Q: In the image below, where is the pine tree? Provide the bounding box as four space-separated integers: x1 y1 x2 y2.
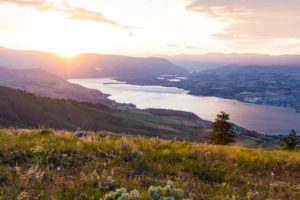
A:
284 129 299 150
206 111 236 145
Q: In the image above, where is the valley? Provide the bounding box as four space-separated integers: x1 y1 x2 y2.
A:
72 77 300 136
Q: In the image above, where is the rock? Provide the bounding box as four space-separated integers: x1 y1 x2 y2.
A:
73 131 86 137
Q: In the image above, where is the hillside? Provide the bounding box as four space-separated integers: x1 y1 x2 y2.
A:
0 129 299 199
0 67 122 107
0 47 188 79
0 86 210 141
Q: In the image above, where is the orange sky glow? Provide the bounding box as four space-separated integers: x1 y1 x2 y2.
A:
0 0 300 57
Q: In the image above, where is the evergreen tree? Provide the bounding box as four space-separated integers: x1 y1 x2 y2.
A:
206 111 236 145
284 129 299 150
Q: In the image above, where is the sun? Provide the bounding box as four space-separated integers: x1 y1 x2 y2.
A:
56 49 79 58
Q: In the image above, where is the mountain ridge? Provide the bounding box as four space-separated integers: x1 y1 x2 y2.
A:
0 47 188 79
0 66 125 107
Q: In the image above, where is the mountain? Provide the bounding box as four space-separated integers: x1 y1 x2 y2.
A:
167 53 300 72
0 47 189 79
0 67 122 107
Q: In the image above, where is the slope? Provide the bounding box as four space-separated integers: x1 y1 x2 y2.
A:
0 86 208 141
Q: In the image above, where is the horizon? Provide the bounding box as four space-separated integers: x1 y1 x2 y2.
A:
2 45 300 59
1 0 300 57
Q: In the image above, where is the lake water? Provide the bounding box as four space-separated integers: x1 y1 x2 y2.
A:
69 78 300 135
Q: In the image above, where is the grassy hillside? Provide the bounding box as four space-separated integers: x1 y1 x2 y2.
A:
0 129 299 199
0 86 209 141
0 67 118 107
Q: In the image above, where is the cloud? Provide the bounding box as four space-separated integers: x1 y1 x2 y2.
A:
166 44 179 47
0 0 139 29
186 45 202 50
0 0 45 7
166 44 203 51
185 0 300 51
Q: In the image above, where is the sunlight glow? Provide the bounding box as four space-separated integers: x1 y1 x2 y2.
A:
0 0 229 56
56 48 79 58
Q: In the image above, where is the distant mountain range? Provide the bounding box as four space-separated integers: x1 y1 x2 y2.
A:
0 46 188 79
167 53 300 72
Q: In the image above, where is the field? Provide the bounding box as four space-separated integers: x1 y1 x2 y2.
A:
0 129 299 200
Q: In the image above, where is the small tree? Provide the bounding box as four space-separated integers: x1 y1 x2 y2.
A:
206 111 235 145
284 129 299 150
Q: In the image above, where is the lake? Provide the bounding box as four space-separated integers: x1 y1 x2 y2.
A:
69 78 300 135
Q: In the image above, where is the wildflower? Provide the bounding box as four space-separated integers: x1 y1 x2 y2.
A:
17 192 30 200
233 187 238 193
129 189 140 200
111 168 114 176
167 180 174 187
31 145 45 154
271 172 275 177
107 150 114 158
62 153 68 157
15 164 21 175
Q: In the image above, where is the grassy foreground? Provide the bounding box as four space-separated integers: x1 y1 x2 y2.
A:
0 129 299 200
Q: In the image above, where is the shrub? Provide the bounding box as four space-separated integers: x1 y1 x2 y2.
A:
148 181 187 200
39 129 53 135
102 188 140 200
101 181 187 200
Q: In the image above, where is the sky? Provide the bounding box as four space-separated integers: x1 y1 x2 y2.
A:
0 0 299 57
